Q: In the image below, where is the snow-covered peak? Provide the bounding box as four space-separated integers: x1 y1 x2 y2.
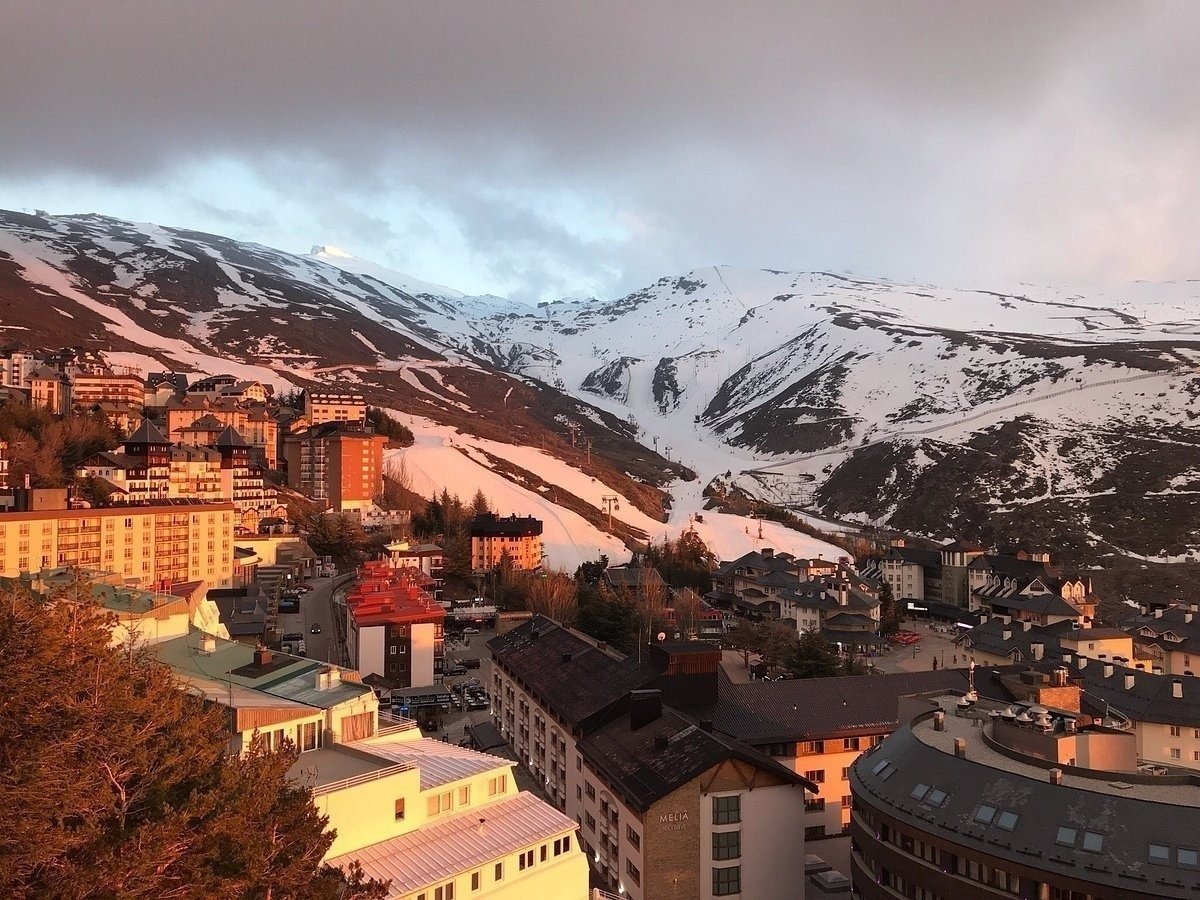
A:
306 246 466 301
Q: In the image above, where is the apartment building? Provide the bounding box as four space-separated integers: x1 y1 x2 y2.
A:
345 562 446 688
283 423 387 511
469 513 543 572
29 365 70 413
489 618 813 899
384 540 445 598
212 426 286 533
71 371 145 413
0 501 235 587
1 349 42 388
1122 603 1200 676
305 387 368 425
165 397 279 468
850 687 1200 900
156 628 588 900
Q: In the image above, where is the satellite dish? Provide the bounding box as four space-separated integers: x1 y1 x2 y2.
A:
657 632 667 642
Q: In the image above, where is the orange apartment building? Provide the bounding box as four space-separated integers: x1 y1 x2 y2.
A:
469 513 544 572
283 423 386 512
71 372 145 413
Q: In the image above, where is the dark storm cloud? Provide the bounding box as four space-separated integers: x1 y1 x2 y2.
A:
3 1 1199 298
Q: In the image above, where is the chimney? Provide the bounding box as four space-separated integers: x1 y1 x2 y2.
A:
653 735 670 751
1003 629 1012 642
629 689 663 730
933 710 946 732
1124 673 1136 690
1023 620 1032 632
1103 663 1114 678
1187 612 1194 625
953 738 966 759
1031 642 1044 661
762 548 774 559
1077 656 1088 669
254 645 271 667
1062 653 1073 667
1049 768 1063 785
561 652 572 664
1154 666 1164 675
1173 680 1184 699
316 666 341 691
1155 609 1164 619
1054 667 1068 687
199 634 217 655
838 584 848 606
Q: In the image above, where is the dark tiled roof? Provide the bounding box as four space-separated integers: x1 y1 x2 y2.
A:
487 616 656 728
695 667 1017 743
579 702 813 813
215 425 249 448
852 720 1200 898
975 586 1080 619
884 546 942 568
469 513 543 538
125 418 169 445
968 554 1052 578
1072 664 1200 728
955 617 1077 660
605 566 666 591
1122 606 1200 654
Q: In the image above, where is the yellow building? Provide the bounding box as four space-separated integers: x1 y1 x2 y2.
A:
0 502 236 588
469 513 544 572
156 629 590 900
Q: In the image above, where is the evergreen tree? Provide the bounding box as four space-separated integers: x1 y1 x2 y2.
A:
0 580 388 899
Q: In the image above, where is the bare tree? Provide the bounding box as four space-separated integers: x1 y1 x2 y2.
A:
523 570 578 623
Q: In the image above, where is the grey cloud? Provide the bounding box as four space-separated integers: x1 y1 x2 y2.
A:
3 1 1199 298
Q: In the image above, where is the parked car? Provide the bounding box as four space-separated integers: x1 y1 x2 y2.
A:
445 664 467 677
462 657 481 669
463 626 481 635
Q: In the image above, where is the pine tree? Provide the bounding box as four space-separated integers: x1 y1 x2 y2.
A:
0 581 388 899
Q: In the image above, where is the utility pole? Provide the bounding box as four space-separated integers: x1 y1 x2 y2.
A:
566 422 580 448
600 494 619 529
586 438 592 466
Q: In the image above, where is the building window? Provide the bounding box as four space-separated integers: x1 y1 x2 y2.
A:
1172 748 1182 760
800 740 822 754
554 836 572 856
470 871 480 892
843 737 860 751
625 859 641 885
713 795 740 825
1171 725 1182 737
805 798 826 812
518 850 534 871
394 798 405 821
494 863 503 882
390 646 397 655
1150 843 1171 864
540 844 547 862
458 786 471 805
1081 831 1105 853
427 791 452 816
713 830 741 860
805 769 826 784
585 780 596 800
488 775 507 796
626 825 640 850
713 865 741 896
585 812 596 831
805 825 826 840
433 884 454 900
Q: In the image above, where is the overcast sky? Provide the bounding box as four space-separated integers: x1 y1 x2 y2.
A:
2 1 1198 301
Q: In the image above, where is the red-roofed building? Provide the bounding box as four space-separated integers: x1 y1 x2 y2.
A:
345 561 446 688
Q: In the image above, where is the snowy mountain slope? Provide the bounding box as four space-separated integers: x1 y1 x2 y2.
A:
8 208 1200 564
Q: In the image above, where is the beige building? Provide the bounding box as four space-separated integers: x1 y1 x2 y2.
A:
305 387 368 425
29 365 70 413
155 629 589 900
469 513 543 572
166 398 279 468
490 619 813 899
0 502 235 588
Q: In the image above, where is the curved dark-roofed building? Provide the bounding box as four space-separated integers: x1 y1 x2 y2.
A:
850 690 1200 899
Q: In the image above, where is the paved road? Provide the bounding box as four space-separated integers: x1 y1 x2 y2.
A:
274 575 345 665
